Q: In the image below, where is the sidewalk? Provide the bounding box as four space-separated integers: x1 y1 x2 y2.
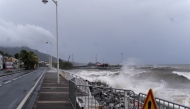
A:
34 70 73 109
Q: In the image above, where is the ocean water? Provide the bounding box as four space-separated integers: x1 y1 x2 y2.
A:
65 64 190 107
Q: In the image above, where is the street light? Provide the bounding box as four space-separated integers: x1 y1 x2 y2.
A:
46 40 52 70
19 51 20 72
47 51 51 68
42 0 60 83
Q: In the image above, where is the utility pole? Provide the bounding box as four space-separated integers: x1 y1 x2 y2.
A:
19 50 20 72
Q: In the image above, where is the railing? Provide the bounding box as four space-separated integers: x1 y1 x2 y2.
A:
76 85 137 109
69 80 77 108
63 71 92 96
63 71 190 109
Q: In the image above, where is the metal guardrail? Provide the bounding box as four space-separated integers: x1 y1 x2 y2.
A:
64 71 190 109
69 80 77 108
76 85 137 109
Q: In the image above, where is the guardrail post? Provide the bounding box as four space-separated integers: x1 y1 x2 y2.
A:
69 80 76 109
124 90 128 109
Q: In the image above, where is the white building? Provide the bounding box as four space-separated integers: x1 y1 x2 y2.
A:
0 54 3 70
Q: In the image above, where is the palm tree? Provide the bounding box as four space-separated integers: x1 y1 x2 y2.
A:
28 51 38 69
20 50 38 69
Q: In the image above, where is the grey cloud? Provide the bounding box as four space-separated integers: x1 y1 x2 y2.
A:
1 0 190 64
0 19 55 54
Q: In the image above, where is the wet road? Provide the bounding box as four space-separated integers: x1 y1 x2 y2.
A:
0 67 46 109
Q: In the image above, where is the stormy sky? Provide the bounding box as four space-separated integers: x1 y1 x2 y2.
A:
0 0 190 64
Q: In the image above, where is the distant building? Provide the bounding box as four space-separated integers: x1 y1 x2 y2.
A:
6 57 19 69
0 54 3 70
87 62 95 66
6 57 18 63
95 62 101 66
97 63 110 67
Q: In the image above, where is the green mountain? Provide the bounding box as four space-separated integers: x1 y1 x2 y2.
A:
0 46 56 62
0 46 84 66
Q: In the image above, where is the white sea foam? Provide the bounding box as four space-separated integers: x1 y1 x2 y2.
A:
71 63 190 107
76 70 119 77
172 71 190 80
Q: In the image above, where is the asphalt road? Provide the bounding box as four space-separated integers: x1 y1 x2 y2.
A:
0 70 31 85
0 67 46 109
0 69 21 77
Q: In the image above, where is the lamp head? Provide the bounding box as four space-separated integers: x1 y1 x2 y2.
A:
42 0 48 4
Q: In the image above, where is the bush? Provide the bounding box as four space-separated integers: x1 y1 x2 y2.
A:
52 59 73 69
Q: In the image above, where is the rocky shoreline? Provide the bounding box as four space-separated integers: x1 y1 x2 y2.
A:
87 81 136 109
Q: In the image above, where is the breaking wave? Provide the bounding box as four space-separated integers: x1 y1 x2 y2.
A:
67 64 190 106
172 71 190 80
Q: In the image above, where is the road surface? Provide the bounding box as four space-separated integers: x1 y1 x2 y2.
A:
0 67 46 109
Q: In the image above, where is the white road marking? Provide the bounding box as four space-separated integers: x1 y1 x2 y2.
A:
13 78 18 80
17 68 47 109
12 73 31 81
4 81 11 84
0 84 1 87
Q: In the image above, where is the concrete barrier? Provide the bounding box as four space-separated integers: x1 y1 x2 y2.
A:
61 70 65 78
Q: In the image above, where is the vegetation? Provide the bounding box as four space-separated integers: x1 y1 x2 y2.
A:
0 50 12 57
39 62 46 67
1 50 39 69
19 50 38 69
52 59 73 69
0 50 3 55
14 53 19 59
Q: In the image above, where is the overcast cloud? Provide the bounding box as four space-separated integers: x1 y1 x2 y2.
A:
0 0 190 64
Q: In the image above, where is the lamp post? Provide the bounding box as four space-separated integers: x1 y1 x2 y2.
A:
46 40 52 70
19 51 20 72
42 0 60 83
47 51 51 68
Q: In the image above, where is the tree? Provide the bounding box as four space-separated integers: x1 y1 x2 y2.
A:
20 50 38 69
0 50 4 55
4 53 12 57
14 53 19 59
28 51 38 69
52 59 73 69
59 59 73 69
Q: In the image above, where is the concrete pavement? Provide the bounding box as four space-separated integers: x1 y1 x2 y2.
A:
33 70 73 109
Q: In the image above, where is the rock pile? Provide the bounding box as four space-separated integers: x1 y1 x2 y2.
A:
87 81 134 109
